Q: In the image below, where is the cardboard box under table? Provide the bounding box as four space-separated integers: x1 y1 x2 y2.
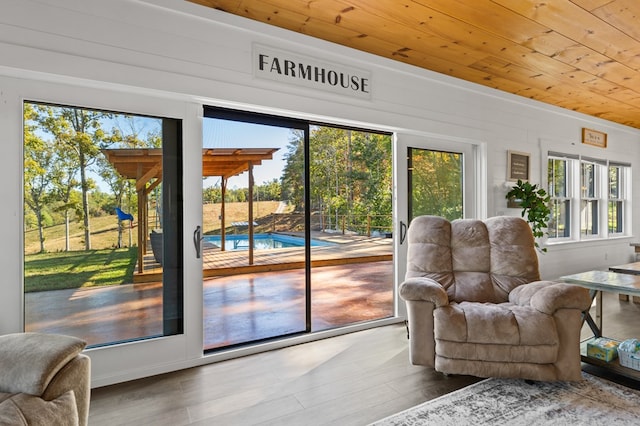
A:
587 337 620 362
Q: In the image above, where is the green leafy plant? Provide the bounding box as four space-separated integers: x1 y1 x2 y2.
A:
506 179 551 252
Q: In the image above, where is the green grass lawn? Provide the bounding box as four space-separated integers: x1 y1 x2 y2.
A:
24 247 137 292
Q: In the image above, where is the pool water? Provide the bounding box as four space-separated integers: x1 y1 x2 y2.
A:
203 233 334 251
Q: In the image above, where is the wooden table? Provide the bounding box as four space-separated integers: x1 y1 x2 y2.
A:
560 270 640 380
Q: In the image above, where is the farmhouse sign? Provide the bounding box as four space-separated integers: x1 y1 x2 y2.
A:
253 44 371 99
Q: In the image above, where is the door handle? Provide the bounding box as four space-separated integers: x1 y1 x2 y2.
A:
400 221 408 245
193 225 202 259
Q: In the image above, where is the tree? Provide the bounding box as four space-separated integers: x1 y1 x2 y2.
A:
24 103 57 253
280 126 392 234
308 127 392 233
49 142 81 251
33 104 114 250
410 150 463 221
281 130 305 211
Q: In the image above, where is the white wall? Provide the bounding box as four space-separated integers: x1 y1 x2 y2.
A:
1 0 639 375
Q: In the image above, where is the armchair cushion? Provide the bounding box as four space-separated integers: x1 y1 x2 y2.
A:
435 302 558 346
0 391 79 426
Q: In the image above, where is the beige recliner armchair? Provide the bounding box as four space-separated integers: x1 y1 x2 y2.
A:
0 333 90 425
399 216 591 381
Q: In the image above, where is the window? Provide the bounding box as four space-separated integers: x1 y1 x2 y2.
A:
23 101 184 347
608 163 629 235
580 160 600 237
548 156 571 238
547 152 631 243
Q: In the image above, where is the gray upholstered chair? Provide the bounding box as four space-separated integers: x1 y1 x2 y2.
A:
399 216 591 381
0 333 91 425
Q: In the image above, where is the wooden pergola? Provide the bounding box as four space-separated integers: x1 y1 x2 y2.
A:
101 147 279 274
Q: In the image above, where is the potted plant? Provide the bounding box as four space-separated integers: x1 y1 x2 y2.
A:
506 179 551 252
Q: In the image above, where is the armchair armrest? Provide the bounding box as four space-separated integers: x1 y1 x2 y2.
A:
399 277 449 307
0 333 86 396
509 280 592 315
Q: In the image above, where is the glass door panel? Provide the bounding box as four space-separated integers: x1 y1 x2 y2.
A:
201 109 396 350
202 111 308 350
23 101 183 347
395 135 477 318
408 148 464 222
308 126 394 331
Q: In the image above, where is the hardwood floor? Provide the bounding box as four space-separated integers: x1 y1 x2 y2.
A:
89 291 640 425
88 324 479 425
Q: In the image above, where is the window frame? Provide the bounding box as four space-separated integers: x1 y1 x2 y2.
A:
607 162 630 236
579 159 602 239
546 152 631 245
547 155 573 241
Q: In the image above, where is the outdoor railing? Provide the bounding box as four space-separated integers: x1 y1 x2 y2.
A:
255 213 392 238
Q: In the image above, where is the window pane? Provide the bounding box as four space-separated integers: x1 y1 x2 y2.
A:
201 116 307 350
581 162 596 198
548 157 570 239
24 101 183 347
310 126 394 332
609 166 620 199
581 200 599 236
548 158 567 198
549 199 570 238
608 201 623 234
408 149 463 221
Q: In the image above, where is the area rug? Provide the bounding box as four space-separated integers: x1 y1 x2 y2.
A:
370 372 640 425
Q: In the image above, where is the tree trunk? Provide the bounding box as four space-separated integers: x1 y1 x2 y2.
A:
65 210 70 251
37 211 45 253
79 152 91 250
117 220 123 248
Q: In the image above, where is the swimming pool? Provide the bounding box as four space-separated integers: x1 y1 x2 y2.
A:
203 233 335 251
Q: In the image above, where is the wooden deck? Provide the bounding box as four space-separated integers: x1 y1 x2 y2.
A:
26 257 394 349
134 233 393 282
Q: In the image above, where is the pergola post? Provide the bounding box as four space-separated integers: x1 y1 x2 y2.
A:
220 177 226 252
137 162 146 273
248 161 254 265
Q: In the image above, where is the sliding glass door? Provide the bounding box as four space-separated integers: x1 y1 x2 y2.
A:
201 110 308 350
201 107 395 351
395 134 478 308
23 101 183 347
308 126 394 331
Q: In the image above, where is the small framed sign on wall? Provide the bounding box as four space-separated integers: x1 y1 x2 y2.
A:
582 128 607 148
507 150 530 181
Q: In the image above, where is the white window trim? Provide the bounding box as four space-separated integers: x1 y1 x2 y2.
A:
607 164 631 237
545 152 632 246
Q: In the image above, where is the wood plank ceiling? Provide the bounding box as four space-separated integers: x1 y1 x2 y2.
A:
189 0 640 129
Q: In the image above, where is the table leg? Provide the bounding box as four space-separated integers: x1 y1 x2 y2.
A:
582 289 602 338
595 290 602 332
